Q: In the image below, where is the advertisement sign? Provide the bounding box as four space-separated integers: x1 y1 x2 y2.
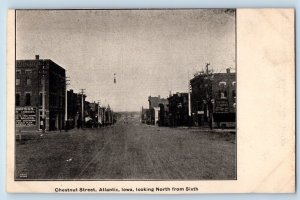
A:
214 99 229 113
16 107 37 127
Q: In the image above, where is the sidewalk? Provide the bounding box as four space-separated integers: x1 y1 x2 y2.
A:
15 128 78 142
142 123 236 134
15 126 116 141
180 126 236 133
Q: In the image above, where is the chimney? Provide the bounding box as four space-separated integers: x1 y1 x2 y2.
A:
35 55 39 60
226 68 230 74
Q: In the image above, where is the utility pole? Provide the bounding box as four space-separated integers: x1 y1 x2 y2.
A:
97 100 100 127
206 62 210 75
64 77 70 131
41 64 46 133
205 62 211 127
80 89 85 128
188 70 192 127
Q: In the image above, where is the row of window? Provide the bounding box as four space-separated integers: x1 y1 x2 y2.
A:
16 93 42 107
16 93 64 107
16 69 32 74
16 93 31 106
16 78 31 86
219 90 236 99
219 81 236 87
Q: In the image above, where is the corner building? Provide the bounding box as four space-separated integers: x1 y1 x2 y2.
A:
16 55 66 132
190 68 236 128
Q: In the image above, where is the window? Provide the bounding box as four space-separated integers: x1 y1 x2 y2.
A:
16 70 21 75
197 101 202 111
219 81 227 86
25 70 32 74
220 91 228 99
232 90 236 98
16 79 20 86
16 93 20 106
25 93 31 106
26 78 31 85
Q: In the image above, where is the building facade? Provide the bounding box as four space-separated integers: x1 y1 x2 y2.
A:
16 55 66 132
190 68 236 128
66 89 77 129
141 107 149 124
167 93 189 127
158 103 169 126
148 95 168 125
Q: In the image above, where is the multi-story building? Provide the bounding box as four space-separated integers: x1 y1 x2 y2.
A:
148 95 168 125
16 55 66 131
158 102 169 126
66 90 89 129
66 89 78 129
190 68 236 128
167 93 189 127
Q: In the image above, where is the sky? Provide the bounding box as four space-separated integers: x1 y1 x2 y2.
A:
16 9 235 112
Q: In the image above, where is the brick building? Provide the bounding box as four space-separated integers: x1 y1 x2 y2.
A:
66 89 79 129
167 93 189 127
16 55 66 131
158 103 169 126
190 68 236 128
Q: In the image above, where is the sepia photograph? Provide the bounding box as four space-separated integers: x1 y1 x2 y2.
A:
14 9 237 181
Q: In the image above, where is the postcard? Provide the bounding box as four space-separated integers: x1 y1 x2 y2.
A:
6 8 295 193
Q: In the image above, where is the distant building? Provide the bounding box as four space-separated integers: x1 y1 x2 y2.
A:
88 102 98 119
67 89 78 129
98 106 105 127
66 91 86 129
16 55 66 132
190 68 236 128
141 107 149 124
148 95 168 125
104 105 114 125
167 93 189 127
158 103 169 126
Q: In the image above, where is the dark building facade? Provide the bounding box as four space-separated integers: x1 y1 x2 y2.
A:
66 90 89 129
66 89 79 129
158 103 169 126
167 93 189 127
190 68 236 128
16 55 66 131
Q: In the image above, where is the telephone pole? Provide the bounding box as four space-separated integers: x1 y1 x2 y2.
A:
64 77 70 131
187 70 191 118
80 89 86 128
206 62 210 75
97 100 101 127
42 64 46 133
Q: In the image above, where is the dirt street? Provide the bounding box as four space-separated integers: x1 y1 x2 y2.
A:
15 116 236 180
